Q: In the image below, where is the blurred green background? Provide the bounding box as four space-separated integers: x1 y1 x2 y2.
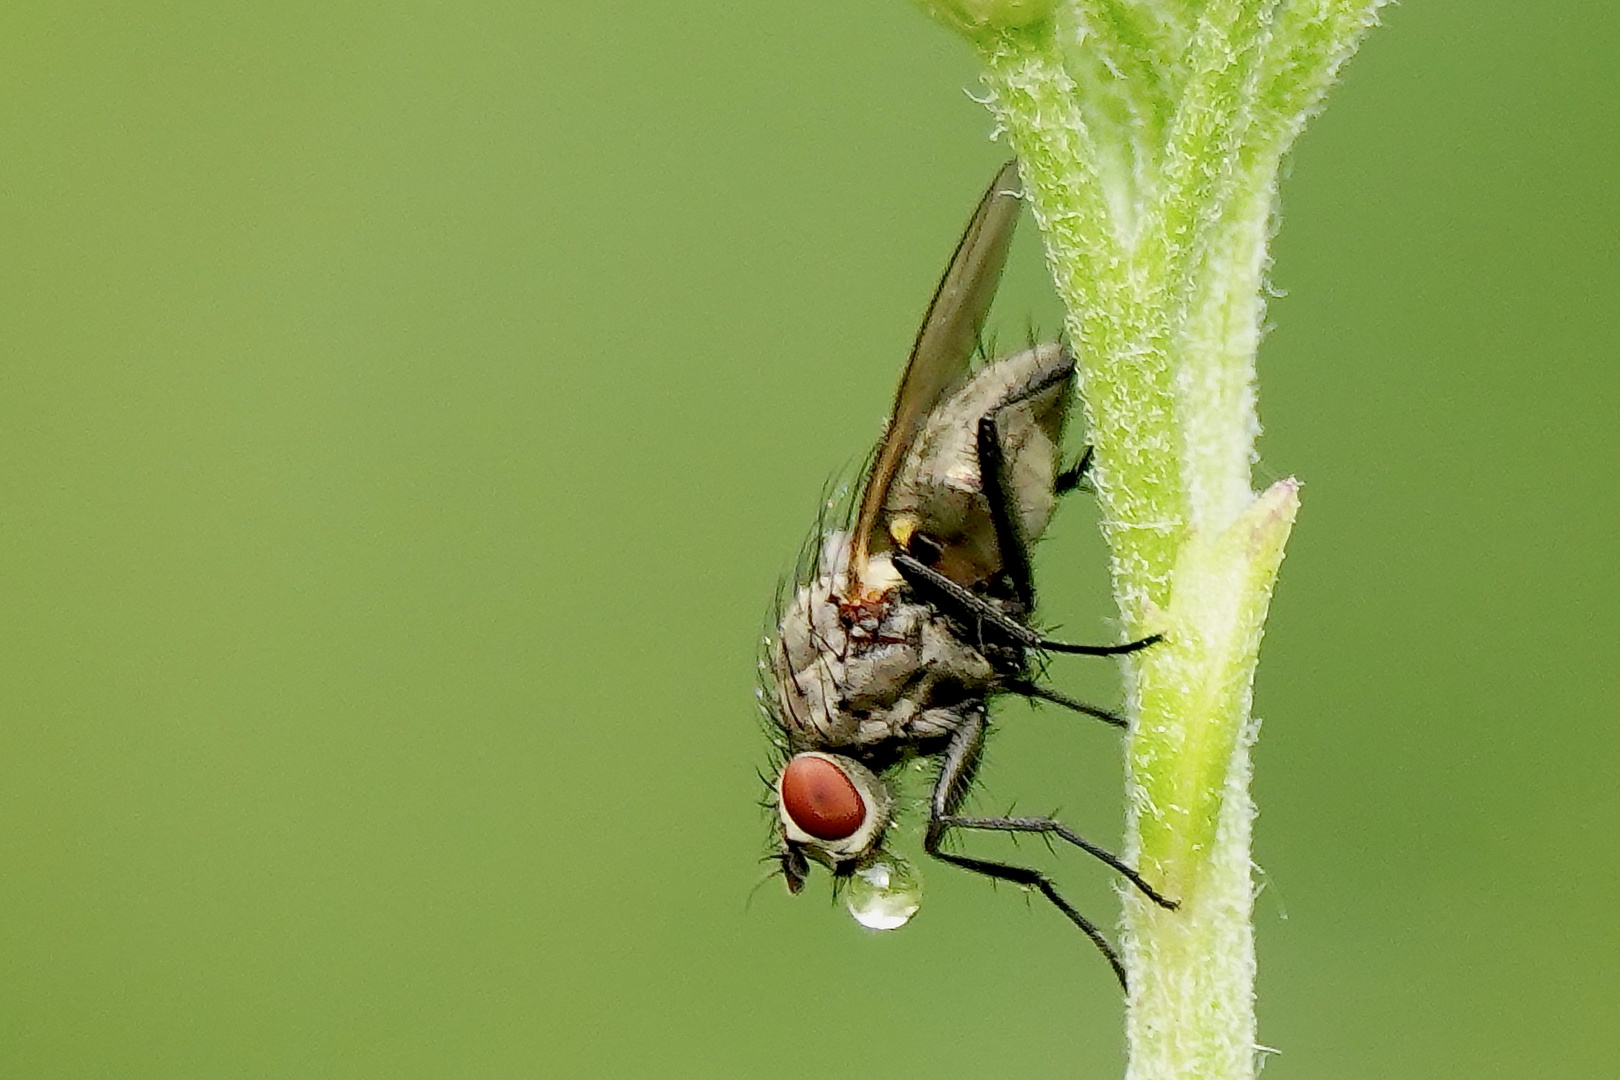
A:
2 1 1615 1076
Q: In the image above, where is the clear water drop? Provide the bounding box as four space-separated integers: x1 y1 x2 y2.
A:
845 851 922 930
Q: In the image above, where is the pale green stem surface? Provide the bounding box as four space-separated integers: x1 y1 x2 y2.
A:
912 2 1386 1077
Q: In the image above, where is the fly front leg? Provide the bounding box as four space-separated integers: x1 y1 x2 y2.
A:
938 813 1178 912
923 706 1138 989
926 693 1174 910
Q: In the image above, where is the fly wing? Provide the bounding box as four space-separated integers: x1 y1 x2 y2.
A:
847 159 1024 586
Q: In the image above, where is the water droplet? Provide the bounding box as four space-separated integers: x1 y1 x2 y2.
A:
845 851 922 930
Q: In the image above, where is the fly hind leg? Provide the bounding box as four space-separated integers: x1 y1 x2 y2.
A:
974 358 1076 613
1053 445 1093 496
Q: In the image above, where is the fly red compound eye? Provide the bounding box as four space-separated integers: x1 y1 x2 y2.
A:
780 755 866 840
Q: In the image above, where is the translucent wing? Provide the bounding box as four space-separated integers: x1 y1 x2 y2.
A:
847 159 1024 587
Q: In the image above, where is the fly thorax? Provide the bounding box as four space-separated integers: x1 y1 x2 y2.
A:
772 568 933 749
917 615 997 688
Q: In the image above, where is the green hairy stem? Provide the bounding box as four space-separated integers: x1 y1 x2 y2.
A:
913 2 1386 1076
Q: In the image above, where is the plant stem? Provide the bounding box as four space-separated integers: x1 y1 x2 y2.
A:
912 2 1386 1076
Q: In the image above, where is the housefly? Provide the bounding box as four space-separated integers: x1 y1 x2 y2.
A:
758 161 1176 987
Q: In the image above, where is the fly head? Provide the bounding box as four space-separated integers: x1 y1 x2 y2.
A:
772 751 895 890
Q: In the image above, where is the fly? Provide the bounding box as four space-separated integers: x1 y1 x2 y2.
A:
758 161 1177 988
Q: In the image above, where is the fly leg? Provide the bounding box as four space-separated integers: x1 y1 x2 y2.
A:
972 371 1155 651
976 409 1036 613
974 356 1078 612
923 706 1141 989
1053 445 1093 496
959 413 1148 723
940 813 1178 913
893 552 1162 656
1001 677 1127 729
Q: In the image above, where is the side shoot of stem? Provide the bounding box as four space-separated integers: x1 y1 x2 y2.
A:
906 3 1388 1076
